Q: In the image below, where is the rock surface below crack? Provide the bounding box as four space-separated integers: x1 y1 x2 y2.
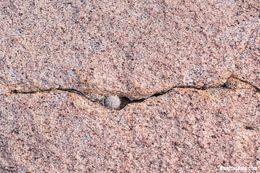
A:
0 88 259 172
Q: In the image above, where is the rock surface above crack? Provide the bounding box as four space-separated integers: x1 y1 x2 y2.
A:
0 88 259 172
0 0 259 99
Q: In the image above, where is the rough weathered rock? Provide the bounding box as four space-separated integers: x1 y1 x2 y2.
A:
0 0 259 172
0 87 259 172
0 0 259 99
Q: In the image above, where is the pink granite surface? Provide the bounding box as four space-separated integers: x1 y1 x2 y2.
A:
0 0 259 172
0 87 259 172
0 0 259 99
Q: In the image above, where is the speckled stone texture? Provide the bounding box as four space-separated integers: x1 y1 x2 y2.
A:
0 88 259 172
0 0 260 172
0 0 259 99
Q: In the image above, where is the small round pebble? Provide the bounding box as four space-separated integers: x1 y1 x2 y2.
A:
104 96 121 109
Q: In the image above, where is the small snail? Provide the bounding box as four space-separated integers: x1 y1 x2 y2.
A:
103 95 130 110
104 95 121 109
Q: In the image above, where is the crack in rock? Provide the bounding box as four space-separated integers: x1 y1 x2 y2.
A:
5 76 260 110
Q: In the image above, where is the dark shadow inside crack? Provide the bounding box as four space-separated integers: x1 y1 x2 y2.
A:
244 126 255 131
119 97 145 109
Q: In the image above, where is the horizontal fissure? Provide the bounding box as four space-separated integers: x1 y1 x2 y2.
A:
7 76 259 110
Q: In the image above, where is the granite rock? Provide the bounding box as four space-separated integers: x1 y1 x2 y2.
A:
0 87 259 172
0 0 260 172
0 0 259 99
